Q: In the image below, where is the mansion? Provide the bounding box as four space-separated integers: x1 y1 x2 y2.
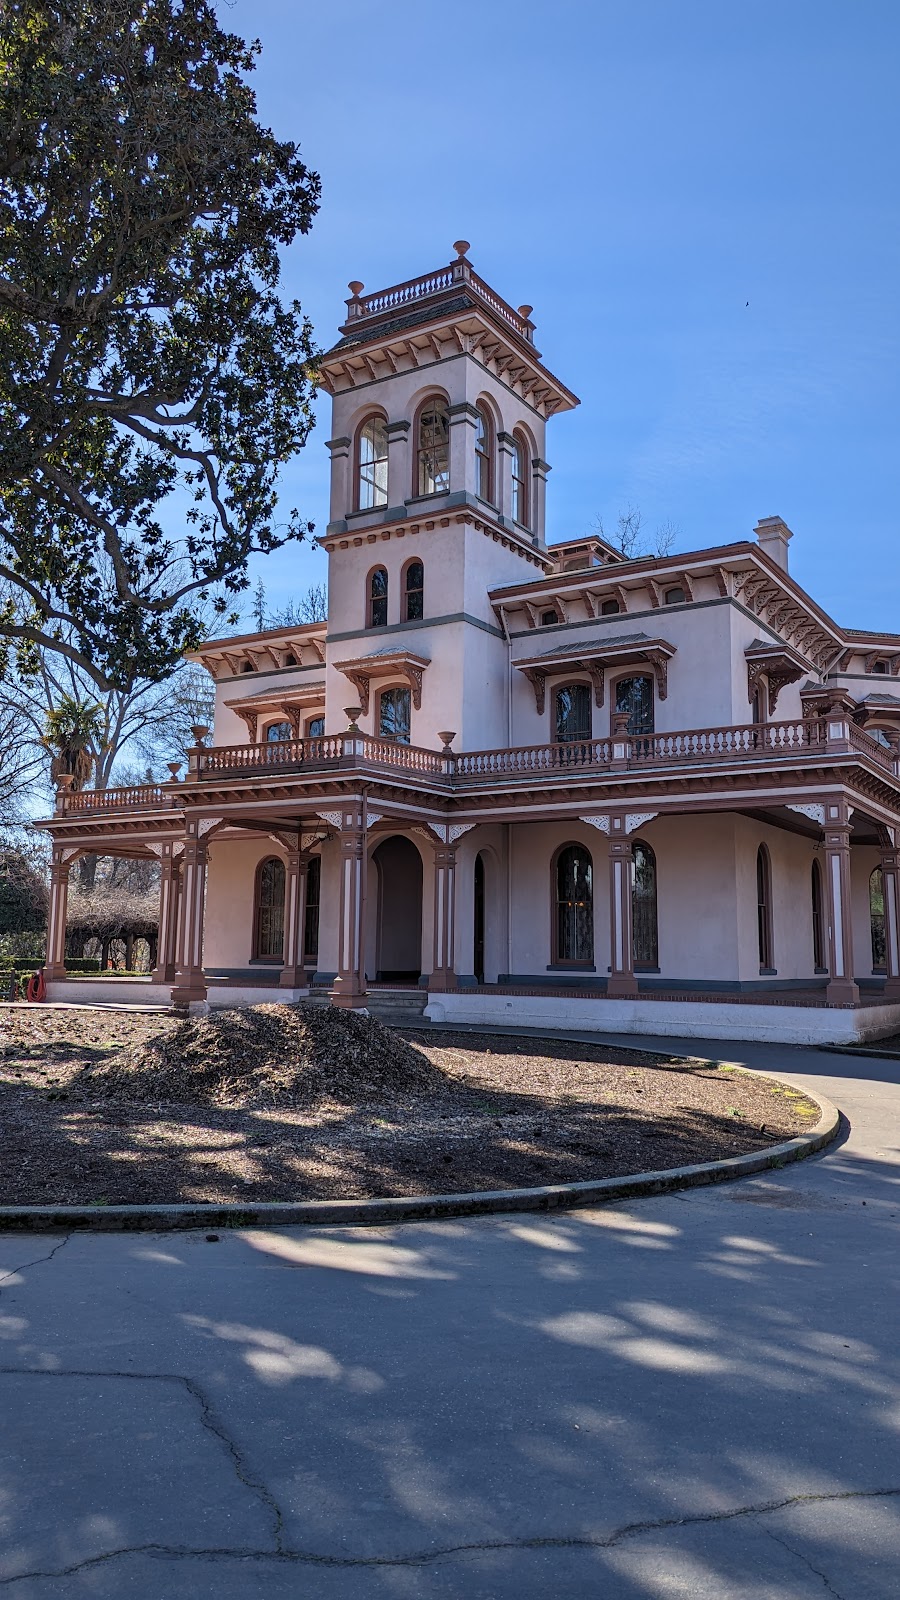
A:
41 244 900 1045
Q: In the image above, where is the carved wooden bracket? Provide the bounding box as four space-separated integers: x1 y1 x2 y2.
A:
234 707 258 742
643 649 669 701
522 667 547 715
747 656 803 716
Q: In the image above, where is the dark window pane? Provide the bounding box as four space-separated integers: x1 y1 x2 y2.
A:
369 567 388 627
600 598 620 615
555 684 591 743
555 845 593 963
757 847 772 969
306 716 325 739
475 408 492 500
870 867 886 970
404 561 424 621
632 841 658 967
615 675 654 735
664 586 685 605
255 858 285 960
811 861 825 970
379 687 411 743
266 721 293 742
304 856 321 963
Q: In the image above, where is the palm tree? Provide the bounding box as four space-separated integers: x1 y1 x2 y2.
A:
43 695 105 792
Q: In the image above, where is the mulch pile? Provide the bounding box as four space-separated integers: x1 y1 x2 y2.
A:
85 1002 446 1107
0 1006 823 1206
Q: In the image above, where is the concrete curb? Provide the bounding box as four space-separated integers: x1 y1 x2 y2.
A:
818 1042 900 1062
0 1073 840 1234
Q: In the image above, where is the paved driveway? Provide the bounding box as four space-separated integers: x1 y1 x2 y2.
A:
0 1037 898 1598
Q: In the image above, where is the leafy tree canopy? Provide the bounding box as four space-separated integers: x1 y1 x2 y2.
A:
0 0 320 692
0 847 47 934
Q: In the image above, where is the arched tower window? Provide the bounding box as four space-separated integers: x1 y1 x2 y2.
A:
870 866 886 971
554 683 591 743
254 857 285 962
757 845 773 971
511 433 529 527
632 840 658 968
403 560 424 622
417 400 450 496
368 566 388 628
475 406 493 501
811 859 826 971
358 416 388 510
554 844 594 964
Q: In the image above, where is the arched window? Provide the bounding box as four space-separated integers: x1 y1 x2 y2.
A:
265 721 293 743
664 586 685 606
379 686 411 744
403 560 424 622
304 856 321 965
811 859 826 971
615 675 654 735
368 566 388 628
540 608 558 626
600 598 621 615
510 433 529 527
757 845 773 971
417 400 450 495
870 866 886 971
358 415 388 510
306 715 325 739
632 840 658 968
254 857 285 962
475 406 493 501
555 683 591 743
554 844 594 964
240 660 255 674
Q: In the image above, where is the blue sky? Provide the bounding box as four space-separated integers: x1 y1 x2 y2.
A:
224 0 900 632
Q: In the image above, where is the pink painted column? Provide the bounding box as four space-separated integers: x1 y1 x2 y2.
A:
151 846 182 983
170 827 209 1007
823 798 859 1005
430 841 459 991
280 850 312 989
607 817 637 997
44 849 72 979
330 806 368 1009
879 842 900 1001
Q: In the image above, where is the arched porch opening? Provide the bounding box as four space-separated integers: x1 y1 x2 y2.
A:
372 835 423 982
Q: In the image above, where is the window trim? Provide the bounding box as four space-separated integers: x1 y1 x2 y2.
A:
367 563 389 629
402 557 425 623
474 403 494 504
355 411 389 512
305 713 326 739
550 840 595 968
553 681 592 744
510 430 530 529
610 671 655 736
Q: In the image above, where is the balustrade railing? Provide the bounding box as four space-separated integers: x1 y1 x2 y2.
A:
346 261 534 342
54 714 894 815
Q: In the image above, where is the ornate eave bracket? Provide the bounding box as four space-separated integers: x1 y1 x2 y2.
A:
747 654 805 716
334 652 430 716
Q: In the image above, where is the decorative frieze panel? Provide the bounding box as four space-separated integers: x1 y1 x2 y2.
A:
786 803 826 826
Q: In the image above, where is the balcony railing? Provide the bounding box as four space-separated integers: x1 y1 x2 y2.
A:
53 715 896 816
344 258 535 344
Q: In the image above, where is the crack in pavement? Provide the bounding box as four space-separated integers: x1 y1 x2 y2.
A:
764 1524 849 1600
0 1367 285 1554
1 1482 897 1584
0 1234 70 1288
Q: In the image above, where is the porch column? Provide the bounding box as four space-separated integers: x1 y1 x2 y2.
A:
429 840 459 991
280 850 312 989
330 806 368 1009
152 845 182 984
607 818 637 997
170 828 209 1007
879 841 900 1000
824 799 858 1005
45 849 72 979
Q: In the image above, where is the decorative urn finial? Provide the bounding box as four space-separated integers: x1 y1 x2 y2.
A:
452 240 470 258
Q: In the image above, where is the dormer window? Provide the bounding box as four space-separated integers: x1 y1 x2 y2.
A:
511 433 529 528
369 566 388 628
540 608 558 627
664 586 685 606
873 659 889 675
358 416 388 510
600 598 620 615
284 652 298 667
475 406 493 501
240 660 255 674
417 401 450 496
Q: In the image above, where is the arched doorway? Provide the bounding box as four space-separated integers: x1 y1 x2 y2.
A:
373 835 423 981
473 853 485 984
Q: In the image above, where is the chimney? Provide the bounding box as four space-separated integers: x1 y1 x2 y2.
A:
754 515 793 572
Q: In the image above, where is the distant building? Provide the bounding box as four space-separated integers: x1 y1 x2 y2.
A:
41 245 900 1045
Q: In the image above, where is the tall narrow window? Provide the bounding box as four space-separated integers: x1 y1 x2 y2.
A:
475 406 492 501
403 561 424 622
417 401 450 495
632 840 658 968
511 434 528 527
358 416 388 509
368 566 388 628
254 857 285 961
304 856 321 965
379 686 411 744
757 845 773 971
473 853 485 984
555 683 591 743
811 860 826 971
870 866 887 971
615 675 654 735
554 844 594 964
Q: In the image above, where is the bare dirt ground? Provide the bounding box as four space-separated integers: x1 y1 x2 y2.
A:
0 1005 821 1205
